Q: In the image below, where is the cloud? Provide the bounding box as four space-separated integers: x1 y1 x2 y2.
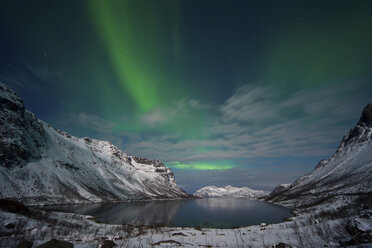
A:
74 112 115 133
219 86 277 123
59 80 371 192
212 82 368 157
139 98 209 127
58 81 371 191
122 81 370 165
187 99 209 110
1 62 63 92
140 108 167 127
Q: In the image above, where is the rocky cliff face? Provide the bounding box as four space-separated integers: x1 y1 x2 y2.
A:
0 84 46 168
0 83 188 204
266 104 372 208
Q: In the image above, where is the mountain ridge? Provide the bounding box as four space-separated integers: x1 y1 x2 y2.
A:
194 185 268 199
0 83 189 204
266 104 372 207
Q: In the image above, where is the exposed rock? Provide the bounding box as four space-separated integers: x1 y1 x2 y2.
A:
152 240 181 246
358 104 372 127
345 217 372 244
98 240 117 248
36 239 74 248
133 156 164 167
172 232 188 236
15 240 33 248
0 83 46 168
0 199 30 215
265 184 291 201
340 104 372 148
272 243 292 248
4 222 15 229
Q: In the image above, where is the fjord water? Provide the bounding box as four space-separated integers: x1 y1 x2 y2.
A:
47 198 292 228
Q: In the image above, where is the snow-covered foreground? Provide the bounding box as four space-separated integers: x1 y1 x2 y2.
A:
0 209 349 247
0 193 370 248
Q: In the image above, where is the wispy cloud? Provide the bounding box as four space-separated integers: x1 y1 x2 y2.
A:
65 81 370 183
122 81 370 164
139 99 209 127
56 81 371 191
1 62 63 92
140 108 168 127
74 112 115 133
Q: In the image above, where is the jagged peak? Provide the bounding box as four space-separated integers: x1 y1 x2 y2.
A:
358 104 372 127
0 82 24 112
0 82 16 95
266 104 372 204
336 104 372 151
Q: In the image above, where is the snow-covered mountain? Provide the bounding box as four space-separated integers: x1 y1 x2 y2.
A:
194 185 268 199
0 83 188 204
266 104 372 207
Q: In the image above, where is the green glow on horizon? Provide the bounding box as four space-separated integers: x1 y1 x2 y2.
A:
166 161 236 171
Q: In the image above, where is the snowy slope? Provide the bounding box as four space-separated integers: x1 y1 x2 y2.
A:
0 83 188 204
194 185 268 199
265 184 291 200
267 104 372 207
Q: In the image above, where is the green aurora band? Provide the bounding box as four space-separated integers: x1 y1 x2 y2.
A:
84 1 372 171
87 0 183 112
3 1 370 172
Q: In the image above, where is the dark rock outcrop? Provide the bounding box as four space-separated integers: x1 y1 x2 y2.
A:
36 239 73 248
98 240 117 248
4 222 15 229
345 217 372 244
15 240 33 248
0 199 30 215
358 104 372 127
340 104 372 147
265 184 291 201
273 243 292 248
0 83 46 168
133 156 164 167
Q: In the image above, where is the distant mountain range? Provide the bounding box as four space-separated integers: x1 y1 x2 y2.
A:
0 83 188 204
194 185 268 199
266 104 372 208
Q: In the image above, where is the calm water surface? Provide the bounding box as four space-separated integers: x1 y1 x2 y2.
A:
46 198 292 228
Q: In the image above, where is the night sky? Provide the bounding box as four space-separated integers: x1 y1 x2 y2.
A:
1 0 372 192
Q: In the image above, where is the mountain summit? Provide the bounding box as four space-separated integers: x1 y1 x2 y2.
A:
266 103 372 207
358 104 372 127
0 83 188 204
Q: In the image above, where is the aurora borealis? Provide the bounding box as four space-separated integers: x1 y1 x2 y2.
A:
1 0 372 192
